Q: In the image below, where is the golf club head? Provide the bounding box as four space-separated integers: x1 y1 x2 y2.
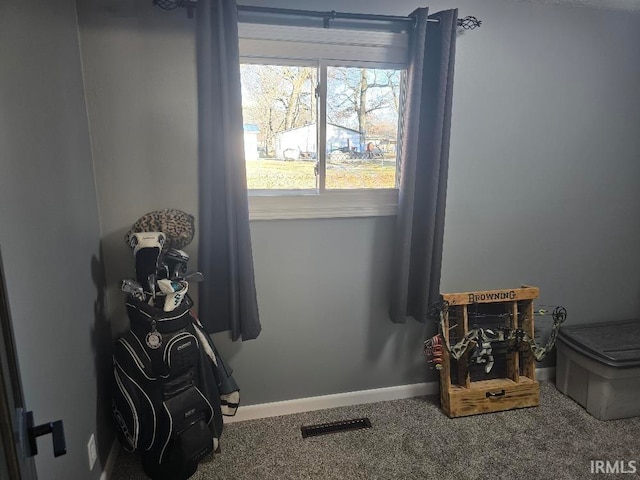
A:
183 271 205 283
121 279 145 300
164 248 189 279
157 262 170 280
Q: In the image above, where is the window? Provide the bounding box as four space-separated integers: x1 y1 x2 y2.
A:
238 23 409 219
241 63 318 191
325 66 401 190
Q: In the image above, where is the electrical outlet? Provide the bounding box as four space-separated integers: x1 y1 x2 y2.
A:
87 434 97 470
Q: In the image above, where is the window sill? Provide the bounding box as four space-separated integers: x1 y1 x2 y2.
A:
248 189 398 221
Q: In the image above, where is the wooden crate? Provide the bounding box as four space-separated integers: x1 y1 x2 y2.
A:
439 286 540 418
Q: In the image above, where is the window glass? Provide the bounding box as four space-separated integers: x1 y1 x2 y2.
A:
240 63 402 192
326 66 401 190
240 64 318 190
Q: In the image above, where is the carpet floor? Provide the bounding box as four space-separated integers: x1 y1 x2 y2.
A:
111 381 640 479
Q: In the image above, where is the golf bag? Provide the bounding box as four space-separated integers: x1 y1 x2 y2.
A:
112 226 239 480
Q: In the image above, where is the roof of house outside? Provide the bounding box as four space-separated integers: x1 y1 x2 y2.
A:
276 122 361 135
243 123 260 133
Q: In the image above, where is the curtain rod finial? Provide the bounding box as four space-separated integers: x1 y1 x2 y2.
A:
458 16 482 30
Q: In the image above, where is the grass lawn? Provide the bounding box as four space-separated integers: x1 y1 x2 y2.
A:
246 159 397 190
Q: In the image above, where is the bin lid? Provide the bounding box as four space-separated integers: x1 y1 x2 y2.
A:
558 319 640 368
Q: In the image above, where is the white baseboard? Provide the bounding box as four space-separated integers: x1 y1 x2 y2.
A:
100 439 121 480
224 381 439 423
225 366 557 424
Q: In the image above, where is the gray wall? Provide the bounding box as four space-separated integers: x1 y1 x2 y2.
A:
0 1 110 479
77 0 640 410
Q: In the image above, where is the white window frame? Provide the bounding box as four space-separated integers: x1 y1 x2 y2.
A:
239 23 408 221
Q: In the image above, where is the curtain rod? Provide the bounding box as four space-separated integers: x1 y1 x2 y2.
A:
153 1 482 29
236 5 436 27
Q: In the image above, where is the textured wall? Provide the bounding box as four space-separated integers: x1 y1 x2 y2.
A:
77 0 640 408
0 1 108 479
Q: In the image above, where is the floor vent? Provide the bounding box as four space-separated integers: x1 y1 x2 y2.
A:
301 418 372 438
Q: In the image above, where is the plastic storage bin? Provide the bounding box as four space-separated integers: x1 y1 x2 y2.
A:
556 319 640 420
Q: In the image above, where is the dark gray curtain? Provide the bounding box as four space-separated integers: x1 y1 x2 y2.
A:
196 0 261 341
389 8 458 323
